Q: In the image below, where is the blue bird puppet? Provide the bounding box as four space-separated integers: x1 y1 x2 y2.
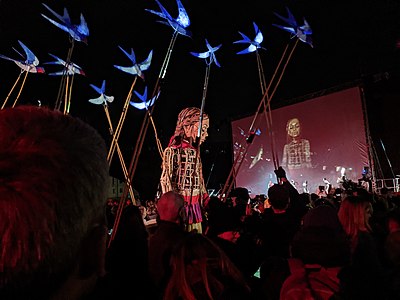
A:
0 40 45 73
88 80 114 105
190 39 222 67
129 86 159 110
145 0 191 37
114 47 153 79
233 22 266 54
45 53 85 76
272 6 313 47
41 3 89 44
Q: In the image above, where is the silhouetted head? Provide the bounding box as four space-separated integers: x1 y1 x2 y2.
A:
156 191 184 223
292 205 350 267
268 184 290 210
0 105 109 297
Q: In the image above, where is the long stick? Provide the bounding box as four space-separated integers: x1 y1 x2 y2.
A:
380 138 396 179
124 31 178 187
63 76 69 114
265 39 299 170
65 74 75 114
103 104 136 202
108 31 180 248
1 72 22 109
222 39 299 197
107 77 138 164
141 36 179 159
147 109 164 158
55 40 75 111
11 70 29 108
220 42 291 198
189 63 211 205
224 144 251 201
256 50 278 170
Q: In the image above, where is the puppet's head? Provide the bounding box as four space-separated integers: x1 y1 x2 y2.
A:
171 107 209 146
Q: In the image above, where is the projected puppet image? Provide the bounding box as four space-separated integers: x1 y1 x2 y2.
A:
231 87 369 196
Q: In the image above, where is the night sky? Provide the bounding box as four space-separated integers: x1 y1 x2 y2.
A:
1 0 400 199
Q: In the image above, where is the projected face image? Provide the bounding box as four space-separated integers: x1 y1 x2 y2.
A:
287 118 300 138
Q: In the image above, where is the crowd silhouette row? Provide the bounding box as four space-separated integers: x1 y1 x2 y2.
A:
1 105 400 300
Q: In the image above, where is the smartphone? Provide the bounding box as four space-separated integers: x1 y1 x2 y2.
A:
318 185 325 192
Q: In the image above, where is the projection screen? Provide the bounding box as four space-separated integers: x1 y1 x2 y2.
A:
231 86 370 196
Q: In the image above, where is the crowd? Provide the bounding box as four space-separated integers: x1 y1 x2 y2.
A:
1 105 400 299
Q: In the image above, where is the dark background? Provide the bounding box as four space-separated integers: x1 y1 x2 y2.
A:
1 0 399 199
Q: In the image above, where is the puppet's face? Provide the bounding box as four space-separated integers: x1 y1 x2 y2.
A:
198 118 209 144
287 118 300 138
185 117 209 144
